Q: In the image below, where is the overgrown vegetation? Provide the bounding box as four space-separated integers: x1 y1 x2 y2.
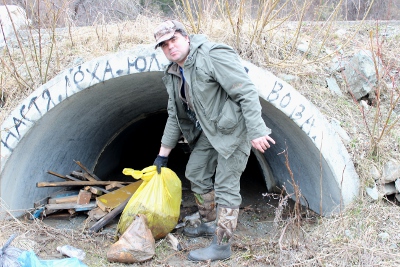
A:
1 0 400 266
358 25 400 159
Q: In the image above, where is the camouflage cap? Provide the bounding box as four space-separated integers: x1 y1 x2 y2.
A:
154 20 186 49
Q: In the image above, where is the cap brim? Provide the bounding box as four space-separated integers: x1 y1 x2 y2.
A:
154 31 176 49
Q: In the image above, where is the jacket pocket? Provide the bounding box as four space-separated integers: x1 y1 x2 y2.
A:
215 98 242 134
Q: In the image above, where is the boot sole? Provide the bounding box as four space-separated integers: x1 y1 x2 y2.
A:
187 255 231 262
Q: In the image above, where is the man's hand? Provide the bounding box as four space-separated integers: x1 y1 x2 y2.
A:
154 155 168 174
251 135 276 153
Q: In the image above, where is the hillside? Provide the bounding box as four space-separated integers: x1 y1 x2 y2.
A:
1 7 400 267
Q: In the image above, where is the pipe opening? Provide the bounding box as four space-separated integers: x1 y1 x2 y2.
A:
0 48 359 218
94 111 268 195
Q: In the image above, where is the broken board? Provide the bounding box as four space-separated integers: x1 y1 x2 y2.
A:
96 180 143 212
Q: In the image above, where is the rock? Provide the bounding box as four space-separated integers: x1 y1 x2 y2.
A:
297 40 309 53
378 232 390 241
365 182 395 199
360 100 369 111
370 165 380 181
396 179 400 192
343 50 383 100
366 185 379 201
382 183 397 196
326 77 343 96
382 159 400 183
396 193 400 202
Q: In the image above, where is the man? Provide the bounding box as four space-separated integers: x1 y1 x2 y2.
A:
153 20 275 261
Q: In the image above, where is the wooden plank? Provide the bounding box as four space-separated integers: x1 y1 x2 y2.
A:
89 198 129 233
35 190 79 208
48 195 79 204
50 190 80 198
45 202 97 211
68 209 77 215
96 181 142 212
105 182 124 191
36 181 131 187
75 205 96 212
73 160 101 181
77 190 92 205
89 186 109 195
88 207 108 221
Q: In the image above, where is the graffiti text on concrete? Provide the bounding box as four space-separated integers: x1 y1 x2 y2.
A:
1 53 165 155
267 81 318 142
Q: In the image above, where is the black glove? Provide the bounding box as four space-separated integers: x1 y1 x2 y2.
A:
153 155 168 174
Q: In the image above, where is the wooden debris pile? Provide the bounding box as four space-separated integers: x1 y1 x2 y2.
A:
33 160 142 232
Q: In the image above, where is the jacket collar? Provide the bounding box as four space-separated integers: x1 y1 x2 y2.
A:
185 34 208 67
165 34 209 74
166 62 180 77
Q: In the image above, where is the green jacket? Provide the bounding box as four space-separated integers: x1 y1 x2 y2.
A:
161 34 271 159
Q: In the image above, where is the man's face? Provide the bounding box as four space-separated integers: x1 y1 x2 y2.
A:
160 32 190 67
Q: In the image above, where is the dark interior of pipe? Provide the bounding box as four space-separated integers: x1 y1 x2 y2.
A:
94 111 267 196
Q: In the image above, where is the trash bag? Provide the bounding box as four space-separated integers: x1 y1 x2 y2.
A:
107 214 155 263
18 250 87 267
0 234 23 267
117 166 181 239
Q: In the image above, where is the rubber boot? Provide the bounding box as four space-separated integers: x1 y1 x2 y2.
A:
183 221 216 237
187 236 231 262
188 206 239 262
183 190 216 237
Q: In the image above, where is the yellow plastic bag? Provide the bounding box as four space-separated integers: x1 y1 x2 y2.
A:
117 166 182 240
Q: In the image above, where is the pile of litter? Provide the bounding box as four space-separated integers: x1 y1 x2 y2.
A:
33 160 142 233
31 162 187 264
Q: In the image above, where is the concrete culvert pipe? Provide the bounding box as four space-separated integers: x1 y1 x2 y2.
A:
0 45 359 218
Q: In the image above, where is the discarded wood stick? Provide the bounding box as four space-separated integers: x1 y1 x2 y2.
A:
73 160 101 181
47 171 80 181
89 197 130 233
71 171 85 179
48 195 79 204
71 171 97 182
65 175 81 181
45 202 97 211
37 181 132 188
85 186 110 195
92 186 110 194
47 170 66 179
105 181 125 191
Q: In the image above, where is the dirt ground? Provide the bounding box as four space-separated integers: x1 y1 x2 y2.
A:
25 152 295 266
0 149 308 266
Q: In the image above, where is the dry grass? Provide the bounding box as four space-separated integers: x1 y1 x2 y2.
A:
2 198 399 266
1 2 400 266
